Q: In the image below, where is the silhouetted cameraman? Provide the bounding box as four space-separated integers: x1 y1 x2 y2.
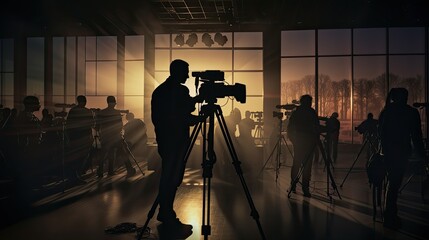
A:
379 88 425 229
151 59 201 236
356 112 378 160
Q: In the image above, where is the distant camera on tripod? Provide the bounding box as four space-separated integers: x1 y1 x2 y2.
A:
193 70 246 103
272 111 283 119
54 111 68 118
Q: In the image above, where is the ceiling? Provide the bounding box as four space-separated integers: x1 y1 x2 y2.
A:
1 0 428 37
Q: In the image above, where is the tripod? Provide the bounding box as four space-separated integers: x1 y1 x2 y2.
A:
287 136 342 200
137 103 266 240
259 116 293 182
121 137 145 176
340 132 378 188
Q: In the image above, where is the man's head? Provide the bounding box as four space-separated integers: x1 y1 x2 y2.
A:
126 112 135 121
331 112 339 119
23 96 41 112
76 95 87 107
367 113 373 119
107 96 117 108
390 87 408 104
245 110 251 118
299 94 312 108
170 59 189 84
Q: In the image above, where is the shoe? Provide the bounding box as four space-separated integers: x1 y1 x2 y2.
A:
163 218 193 231
303 189 312 198
157 222 193 239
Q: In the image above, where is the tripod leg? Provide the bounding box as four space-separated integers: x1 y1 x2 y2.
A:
317 139 342 199
122 139 145 176
340 138 368 187
257 138 280 177
215 106 266 240
136 196 159 240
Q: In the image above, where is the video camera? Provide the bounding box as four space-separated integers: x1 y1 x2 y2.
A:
192 70 246 103
251 111 263 119
413 102 429 108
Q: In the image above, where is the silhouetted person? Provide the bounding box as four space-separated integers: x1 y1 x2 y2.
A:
238 110 256 143
356 113 379 160
123 112 148 158
326 112 340 163
379 88 425 229
287 95 320 197
97 96 136 178
151 59 200 235
66 95 94 183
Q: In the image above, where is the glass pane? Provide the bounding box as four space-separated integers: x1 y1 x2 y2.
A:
53 37 64 95
66 37 76 96
353 28 386 54
85 96 108 110
97 61 117 95
1 96 14 108
97 36 117 60
27 37 44 96
234 50 263 70
86 62 96 95
3 73 14 98
353 56 387 143
173 49 233 71
125 35 144 60
389 55 425 104
124 96 144 119
155 34 171 48
2 39 14 72
86 37 96 61
389 27 425 54
155 49 170 71
236 96 263 113
318 57 351 115
281 30 315 56
281 58 315 104
234 72 263 96
154 72 169 87
234 32 263 47
77 37 86 95
125 61 144 95
318 29 351 55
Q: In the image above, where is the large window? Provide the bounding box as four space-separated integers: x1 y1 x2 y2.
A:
281 27 427 143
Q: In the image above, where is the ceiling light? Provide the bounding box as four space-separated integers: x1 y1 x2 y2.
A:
214 32 228 46
174 34 185 46
186 33 198 47
202 33 214 47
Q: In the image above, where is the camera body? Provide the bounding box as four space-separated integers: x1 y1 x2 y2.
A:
193 70 246 103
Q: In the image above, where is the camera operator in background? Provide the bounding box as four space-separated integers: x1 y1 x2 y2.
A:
238 110 256 144
123 112 148 159
326 112 340 163
356 112 378 160
97 96 136 178
379 88 425 229
287 94 320 198
66 95 94 184
151 59 202 236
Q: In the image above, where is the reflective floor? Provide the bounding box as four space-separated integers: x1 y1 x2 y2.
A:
1 143 428 240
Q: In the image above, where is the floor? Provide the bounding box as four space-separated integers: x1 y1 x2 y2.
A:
1 143 428 240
